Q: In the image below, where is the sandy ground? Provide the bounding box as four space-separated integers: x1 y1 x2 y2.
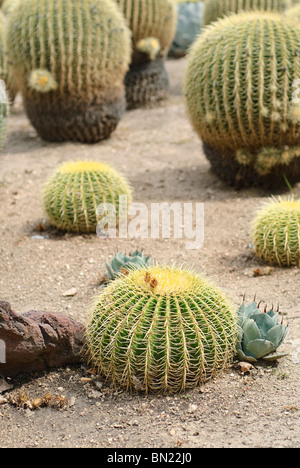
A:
0 58 299 449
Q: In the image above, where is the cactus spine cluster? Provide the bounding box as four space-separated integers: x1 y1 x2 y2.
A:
85 265 237 393
115 0 177 109
6 0 132 143
43 161 132 234
184 12 300 187
252 197 300 267
203 0 291 26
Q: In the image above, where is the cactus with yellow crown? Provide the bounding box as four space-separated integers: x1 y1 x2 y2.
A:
6 0 132 143
203 0 291 26
84 265 237 393
114 0 177 109
43 161 132 234
184 12 300 188
252 197 300 267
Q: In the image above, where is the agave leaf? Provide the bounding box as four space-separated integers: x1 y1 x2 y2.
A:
236 346 258 363
262 351 287 361
265 324 288 349
249 313 276 337
111 256 125 272
105 262 116 280
241 301 260 318
245 339 276 360
242 319 261 348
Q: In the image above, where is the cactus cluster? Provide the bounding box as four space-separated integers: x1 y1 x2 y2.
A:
169 1 204 58
43 161 132 234
236 300 288 362
115 0 177 109
6 0 132 143
203 0 290 26
252 197 300 267
85 265 238 393
184 12 300 187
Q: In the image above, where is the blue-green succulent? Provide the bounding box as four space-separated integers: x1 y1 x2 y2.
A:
105 251 152 280
236 300 288 362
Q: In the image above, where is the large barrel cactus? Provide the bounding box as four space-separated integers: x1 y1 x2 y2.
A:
115 0 177 109
169 1 204 58
252 196 300 267
184 12 300 188
203 0 291 25
85 265 237 393
43 160 132 234
6 0 132 143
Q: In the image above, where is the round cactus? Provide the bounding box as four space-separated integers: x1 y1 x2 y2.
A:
184 12 300 188
84 265 237 393
203 0 291 26
169 1 204 58
43 161 132 234
252 197 300 267
114 0 177 109
6 0 132 143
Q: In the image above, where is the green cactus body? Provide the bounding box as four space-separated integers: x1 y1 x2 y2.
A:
85 265 238 393
203 0 291 26
236 300 288 362
115 0 177 109
7 0 132 143
184 12 300 188
252 197 300 267
169 1 204 58
43 161 132 234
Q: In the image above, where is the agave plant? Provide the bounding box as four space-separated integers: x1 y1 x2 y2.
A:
236 300 288 362
105 251 152 280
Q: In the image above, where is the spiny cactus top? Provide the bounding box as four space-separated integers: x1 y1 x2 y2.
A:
184 12 300 155
43 161 132 234
85 265 237 393
203 0 291 26
252 196 300 267
115 0 177 62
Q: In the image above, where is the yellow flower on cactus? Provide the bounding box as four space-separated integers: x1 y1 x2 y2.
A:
28 69 58 93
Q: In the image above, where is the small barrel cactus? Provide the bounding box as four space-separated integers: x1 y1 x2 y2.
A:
169 1 204 58
85 265 238 393
6 0 131 143
106 251 152 280
203 0 291 26
115 0 177 109
184 12 300 188
236 300 288 362
43 161 132 234
252 197 300 267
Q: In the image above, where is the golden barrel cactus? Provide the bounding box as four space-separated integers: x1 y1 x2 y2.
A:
6 0 132 143
184 12 300 188
85 265 238 393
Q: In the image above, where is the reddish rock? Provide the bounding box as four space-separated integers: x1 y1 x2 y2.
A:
0 301 85 377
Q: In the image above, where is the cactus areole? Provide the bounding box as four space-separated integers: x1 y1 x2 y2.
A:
7 0 132 143
184 12 300 188
85 265 238 394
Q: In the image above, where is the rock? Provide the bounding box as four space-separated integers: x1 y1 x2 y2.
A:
62 288 77 297
0 301 85 377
